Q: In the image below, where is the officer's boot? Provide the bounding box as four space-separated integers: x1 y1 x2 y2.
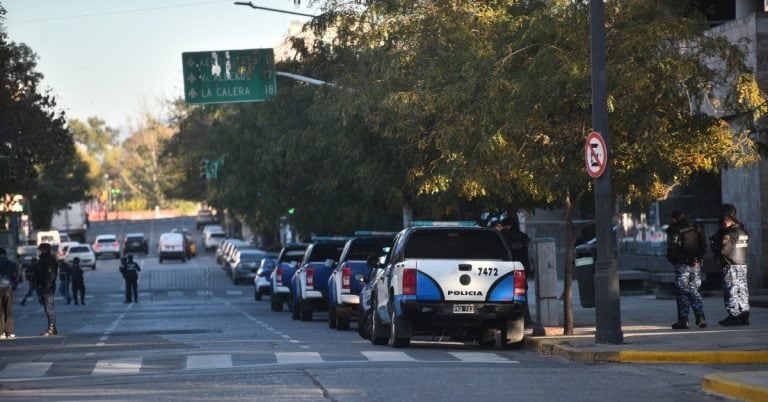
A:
695 312 707 328
739 311 750 326
41 321 57 336
671 318 689 330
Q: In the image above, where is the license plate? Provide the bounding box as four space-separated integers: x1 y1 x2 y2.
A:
453 304 475 314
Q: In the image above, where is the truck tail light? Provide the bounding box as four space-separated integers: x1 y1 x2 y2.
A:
403 268 417 295
113 242 119 249
276 267 283 286
341 264 351 293
514 270 526 298
306 267 315 289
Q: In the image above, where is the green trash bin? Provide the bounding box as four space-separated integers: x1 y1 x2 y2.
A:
575 255 595 308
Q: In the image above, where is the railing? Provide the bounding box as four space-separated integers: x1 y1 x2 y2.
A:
145 267 236 300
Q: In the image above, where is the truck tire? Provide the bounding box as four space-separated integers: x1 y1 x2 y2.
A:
255 290 262 301
478 328 497 348
328 307 337 329
271 295 283 312
300 304 313 321
357 309 370 339
292 301 301 320
389 306 411 348
370 308 389 346
501 318 525 349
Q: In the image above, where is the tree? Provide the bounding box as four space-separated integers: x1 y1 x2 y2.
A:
121 112 175 209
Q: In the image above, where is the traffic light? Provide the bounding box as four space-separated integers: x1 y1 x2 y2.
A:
110 181 121 195
287 208 295 215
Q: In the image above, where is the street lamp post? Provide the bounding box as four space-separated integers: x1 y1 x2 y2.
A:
590 0 623 344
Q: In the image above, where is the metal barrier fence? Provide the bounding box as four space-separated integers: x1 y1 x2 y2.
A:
144 267 235 300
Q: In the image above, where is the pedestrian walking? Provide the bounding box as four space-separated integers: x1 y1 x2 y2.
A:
58 260 72 304
495 214 533 325
665 210 707 329
20 257 40 306
70 257 85 305
0 248 19 339
35 243 59 336
710 204 751 326
119 255 141 303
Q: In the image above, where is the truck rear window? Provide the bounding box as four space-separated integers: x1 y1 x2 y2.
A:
404 230 510 260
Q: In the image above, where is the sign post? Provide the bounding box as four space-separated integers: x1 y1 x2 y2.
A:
182 48 276 105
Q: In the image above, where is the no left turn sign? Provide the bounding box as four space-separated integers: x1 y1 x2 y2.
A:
585 131 607 178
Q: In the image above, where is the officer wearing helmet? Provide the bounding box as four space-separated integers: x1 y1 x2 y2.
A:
710 204 750 326
119 254 141 303
34 243 59 336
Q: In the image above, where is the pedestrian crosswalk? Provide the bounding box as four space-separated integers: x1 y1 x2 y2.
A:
0 351 518 380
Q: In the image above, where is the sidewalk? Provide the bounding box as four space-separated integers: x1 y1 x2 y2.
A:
525 281 768 401
524 281 768 401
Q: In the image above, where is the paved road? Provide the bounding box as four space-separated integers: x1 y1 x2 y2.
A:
0 218 739 401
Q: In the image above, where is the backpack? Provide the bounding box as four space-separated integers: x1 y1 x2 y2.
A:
677 224 703 260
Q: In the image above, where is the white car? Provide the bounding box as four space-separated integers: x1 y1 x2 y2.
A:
56 241 79 261
63 243 97 270
92 234 121 259
158 232 186 263
204 230 226 251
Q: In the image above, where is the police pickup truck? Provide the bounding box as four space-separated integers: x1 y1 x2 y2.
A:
269 244 307 312
369 223 527 348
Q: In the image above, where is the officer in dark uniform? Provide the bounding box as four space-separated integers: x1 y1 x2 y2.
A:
496 214 533 325
34 243 59 336
665 210 707 329
70 257 86 305
120 255 141 303
711 204 751 326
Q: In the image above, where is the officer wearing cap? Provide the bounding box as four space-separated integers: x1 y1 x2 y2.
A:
34 243 59 336
710 204 751 326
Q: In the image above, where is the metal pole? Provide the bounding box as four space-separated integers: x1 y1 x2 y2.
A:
590 0 623 344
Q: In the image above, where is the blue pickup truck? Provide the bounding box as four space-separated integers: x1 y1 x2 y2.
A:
290 238 348 321
327 234 394 331
269 244 307 312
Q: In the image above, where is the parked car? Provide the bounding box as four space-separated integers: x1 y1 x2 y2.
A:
290 238 348 321
269 244 308 312
216 239 243 266
158 232 186 263
56 241 79 261
195 209 218 230
203 228 226 251
357 256 387 340
230 249 269 285
92 234 121 259
63 243 97 270
223 241 257 273
328 234 394 331
123 233 149 254
254 257 277 301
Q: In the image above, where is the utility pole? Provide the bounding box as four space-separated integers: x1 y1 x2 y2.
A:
590 0 623 344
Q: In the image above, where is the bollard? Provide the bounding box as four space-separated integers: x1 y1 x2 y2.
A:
532 238 561 335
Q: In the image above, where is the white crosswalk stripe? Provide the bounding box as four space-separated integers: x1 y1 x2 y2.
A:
0 362 52 378
186 354 232 370
0 350 519 380
276 352 324 364
361 351 417 362
92 358 143 375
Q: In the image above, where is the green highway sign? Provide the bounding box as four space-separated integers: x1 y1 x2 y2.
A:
182 48 276 104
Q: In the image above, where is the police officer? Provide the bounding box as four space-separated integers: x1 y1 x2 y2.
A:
70 257 86 305
711 204 751 326
119 255 141 303
496 214 533 325
35 243 59 336
0 248 19 339
665 210 707 329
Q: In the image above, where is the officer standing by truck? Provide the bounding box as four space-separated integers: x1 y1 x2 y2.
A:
120 255 141 303
35 243 59 336
711 204 751 326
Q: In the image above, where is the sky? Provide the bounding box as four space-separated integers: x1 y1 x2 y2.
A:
2 0 316 131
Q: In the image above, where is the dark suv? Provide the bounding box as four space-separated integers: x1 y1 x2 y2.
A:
123 233 149 254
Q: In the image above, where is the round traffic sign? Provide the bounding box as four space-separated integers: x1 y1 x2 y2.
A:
584 131 607 178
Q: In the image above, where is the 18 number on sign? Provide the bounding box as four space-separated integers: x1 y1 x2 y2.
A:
584 131 607 178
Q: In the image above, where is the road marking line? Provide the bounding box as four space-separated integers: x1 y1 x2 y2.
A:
0 362 52 378
361 351 416 362
226 291 242 295
186 354 232 370
92 358 142 375
448 352 515 363
276 352 323 364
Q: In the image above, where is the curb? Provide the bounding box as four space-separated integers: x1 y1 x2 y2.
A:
524 337 768 364
702 373 768 401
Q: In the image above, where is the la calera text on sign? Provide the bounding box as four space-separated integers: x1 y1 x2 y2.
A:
201 86 252 98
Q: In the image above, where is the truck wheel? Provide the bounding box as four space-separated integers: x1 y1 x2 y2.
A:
478 328 497 348
501 318 525 349
255 290 262 301
300 304 313 321
358 310 370 339
328 307 337 329
270 297 283 312
370 308 389 346
292 301 301 320
389 307 411 348
337 317 350 331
